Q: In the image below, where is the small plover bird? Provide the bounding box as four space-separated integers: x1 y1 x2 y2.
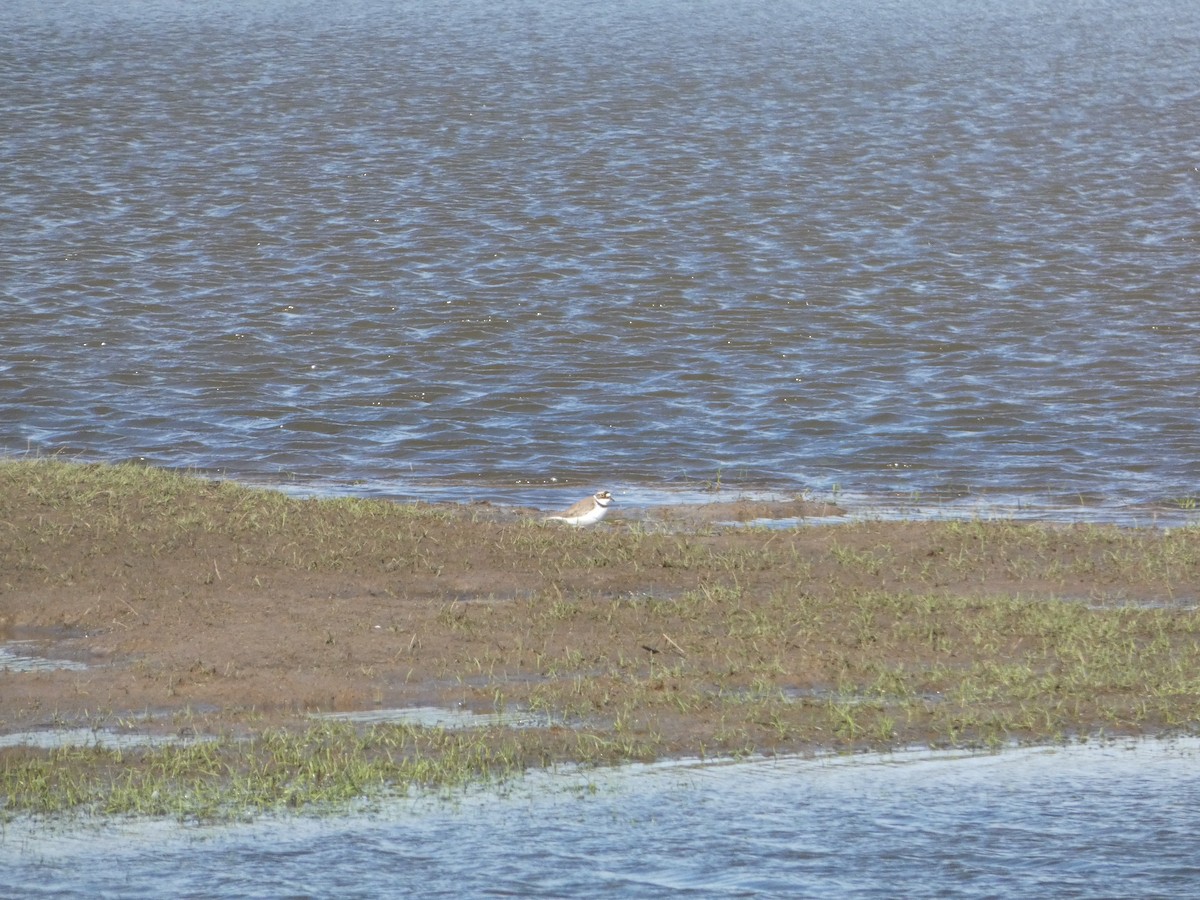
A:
544 490 614 526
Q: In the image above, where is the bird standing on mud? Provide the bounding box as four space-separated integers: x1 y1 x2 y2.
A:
543 490 614 526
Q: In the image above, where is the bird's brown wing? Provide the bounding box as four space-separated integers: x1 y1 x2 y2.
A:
556 497 594 518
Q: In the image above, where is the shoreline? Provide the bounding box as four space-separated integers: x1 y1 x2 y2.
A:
7 450 1198 532
3 459 1199 819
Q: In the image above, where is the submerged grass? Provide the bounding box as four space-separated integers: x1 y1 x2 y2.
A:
2 458 1199 819
0 721 657 821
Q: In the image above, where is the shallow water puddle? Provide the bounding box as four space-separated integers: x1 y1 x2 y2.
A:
314 705 553 730
0 726 215 751
0 640 89 674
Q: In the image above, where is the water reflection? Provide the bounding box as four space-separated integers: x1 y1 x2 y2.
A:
0 641 89 675
315 705 552 730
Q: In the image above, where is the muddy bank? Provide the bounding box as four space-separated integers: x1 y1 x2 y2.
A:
640 496 845 525
2 460 1199 778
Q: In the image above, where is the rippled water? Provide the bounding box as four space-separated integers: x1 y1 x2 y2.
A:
3 0 1198 516
5 739 1200 897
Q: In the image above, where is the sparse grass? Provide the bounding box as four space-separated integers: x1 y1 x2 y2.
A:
2 458 1200 820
